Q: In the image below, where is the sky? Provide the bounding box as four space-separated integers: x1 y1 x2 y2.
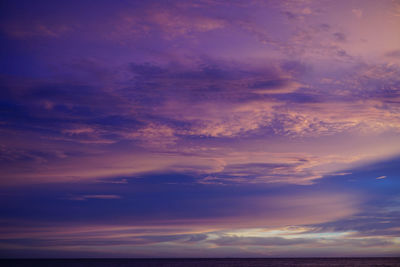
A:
0 0 400 258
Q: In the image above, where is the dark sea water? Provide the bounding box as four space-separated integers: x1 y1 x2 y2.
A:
1 258 400 267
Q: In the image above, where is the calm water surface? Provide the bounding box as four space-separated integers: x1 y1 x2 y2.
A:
2 258 400 267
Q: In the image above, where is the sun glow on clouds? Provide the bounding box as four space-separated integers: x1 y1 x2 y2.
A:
0 0 400 258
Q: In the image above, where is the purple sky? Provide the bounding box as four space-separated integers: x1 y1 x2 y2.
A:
0 0 400 258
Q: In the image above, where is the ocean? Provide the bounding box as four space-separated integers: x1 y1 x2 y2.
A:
1 258 400 267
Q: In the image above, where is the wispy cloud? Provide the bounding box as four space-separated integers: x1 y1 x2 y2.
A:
67 195 122 201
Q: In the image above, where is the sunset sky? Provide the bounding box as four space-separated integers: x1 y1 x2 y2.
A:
0 0 400 258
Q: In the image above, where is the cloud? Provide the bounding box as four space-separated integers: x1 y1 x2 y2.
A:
67 195 122 201
202 161 321 185
212 235 314 246
308 210 400 239
352 9 363 18
385 50 400 58
1 57 400 186
2 170 371 255
333 32 346 42
104 3 226 42
62 127 96 136
123 123 178 148
2 21 72 39
149 9 225 37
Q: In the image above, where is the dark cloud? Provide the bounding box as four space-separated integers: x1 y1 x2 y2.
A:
130 62 167 76
309 211 400 238
318 23 331 31
333 32 346 42
281 60 309 75
250 79 288 89
385 50 400 58
212 235 314 246
284 11 297 20
273 92 321 103
0 233 194 247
